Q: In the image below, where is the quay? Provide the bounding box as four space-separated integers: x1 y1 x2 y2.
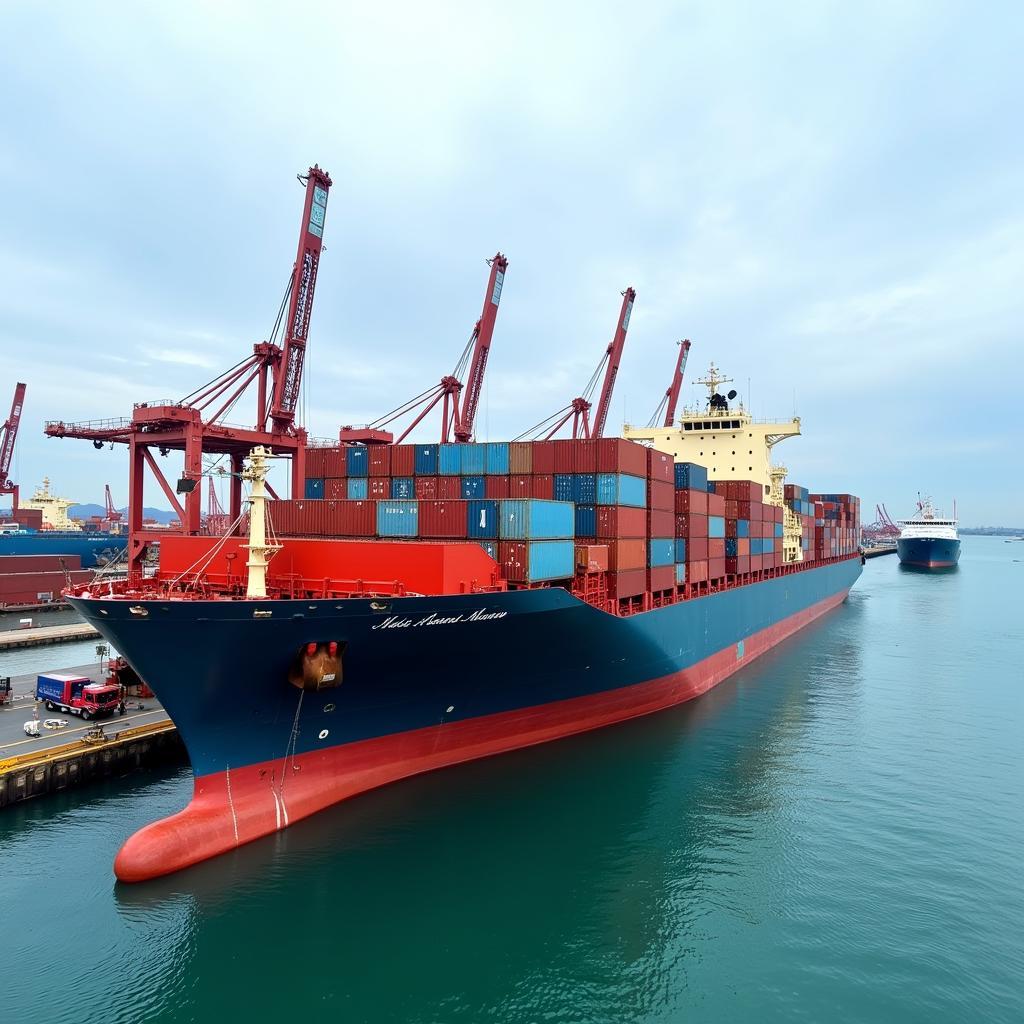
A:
0 662 183 808
863 544 897 559
0 622 100 650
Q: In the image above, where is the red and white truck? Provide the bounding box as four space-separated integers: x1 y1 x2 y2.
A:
35 673 125 720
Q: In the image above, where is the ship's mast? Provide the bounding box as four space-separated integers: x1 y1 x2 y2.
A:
242 447 281 599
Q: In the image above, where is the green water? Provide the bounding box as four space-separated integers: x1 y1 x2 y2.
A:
2 537 1021 1023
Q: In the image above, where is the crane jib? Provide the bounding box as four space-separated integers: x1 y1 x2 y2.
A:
622 299 633 331
491 270 504 306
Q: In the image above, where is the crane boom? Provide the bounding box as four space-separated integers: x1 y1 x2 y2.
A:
1 382 26 509
269 165 332 432
454 252 507 442
591 288 635 439
663 339 691 427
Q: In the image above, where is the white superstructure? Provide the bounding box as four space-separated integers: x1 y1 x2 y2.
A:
898 497 958 542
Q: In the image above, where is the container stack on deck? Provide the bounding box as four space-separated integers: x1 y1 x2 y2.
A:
277 437 859 612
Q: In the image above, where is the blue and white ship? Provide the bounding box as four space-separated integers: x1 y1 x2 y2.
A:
897 497 960 569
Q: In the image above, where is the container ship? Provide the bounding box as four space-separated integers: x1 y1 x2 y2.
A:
897 497 960 569
46 165 862 881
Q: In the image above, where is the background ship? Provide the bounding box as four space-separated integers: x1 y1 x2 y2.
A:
897 496 960 569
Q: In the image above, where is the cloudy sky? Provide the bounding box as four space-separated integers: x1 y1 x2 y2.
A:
2 1 1021 524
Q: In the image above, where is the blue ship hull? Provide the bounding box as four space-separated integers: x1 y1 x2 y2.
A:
69 554 862 881
897 537 960 569
0 532 127 567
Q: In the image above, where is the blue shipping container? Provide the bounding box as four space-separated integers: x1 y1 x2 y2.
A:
575 503 596 537
737 520 749 538
519 540 575 582
774 522 784 538
675 563 687 584
478 540 498 560
347 477 368 500
414 444 438 475
595 473 646 507
725 537 738 556
346 446 368 477
572 474 596 503
467 499 499 538
554 474 574 501
377 499 419 537
706 481 717 494
648 538 675 567
460 443 486 475
438 444 462 475
674 538 686 563
460 475 485 499
485 442 509 475
498 499 575 539
709 515 726 538
304 478 324 499
390 477 414 499
674 461 708 491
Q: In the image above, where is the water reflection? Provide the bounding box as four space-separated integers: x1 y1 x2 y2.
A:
112 602 866 1024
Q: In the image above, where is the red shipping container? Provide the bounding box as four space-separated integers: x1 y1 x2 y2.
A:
647 509 674 536
774 506 783 523
607 538 646 571
306 448 326 477
687 560 709 583
646 448 675 483
368 446 391 476
741 481 763 503
531 441 555 474
572 439 598 472
391 444 416 475
551 439 578 473
326 478 347 500
688 537 709 560
725 499 739 519
714 481 730 496
508 442 533 474
726 555 751 574
0 554 80 572
675 488 708 515
708 538 726 559
736 538 750 556
646 479 672 512
726 520 738 538
509 474 532 497
437 477 461 499
368 477 390 499
709 557 726 578
647 565 674 592
575 544 609 572
530 475 554 499
324 448 346 477
750 554 763 572
597 506 646 539
677 513 708 538
414 476 438 499
707 492 726 516
608 568 646 599
594 437 647 476
419 500 468 538
331 499 377 537
484 476 510 498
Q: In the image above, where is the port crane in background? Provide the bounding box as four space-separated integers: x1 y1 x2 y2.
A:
204 477 232 535
517 288 635 441
103 484 123 526
44 165 332 572
647 339 691 428
861 504 901 546
341 253 509 446
1 382 26 510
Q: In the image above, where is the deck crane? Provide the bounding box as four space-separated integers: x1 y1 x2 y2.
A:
1 382 26 510
517 288 635 441
646 339 691 427
343 253 508 446
44 166 331 572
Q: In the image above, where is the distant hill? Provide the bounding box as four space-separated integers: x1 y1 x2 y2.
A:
69 504 178 524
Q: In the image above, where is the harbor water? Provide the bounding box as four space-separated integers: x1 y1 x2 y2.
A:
1 537 1021 1023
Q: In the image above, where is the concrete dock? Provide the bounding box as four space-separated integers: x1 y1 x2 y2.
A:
0 662 183 807
863 544 898 558
0 622 100 650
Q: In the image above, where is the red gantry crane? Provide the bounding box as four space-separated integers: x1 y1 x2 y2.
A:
44 166 332 572
103 484 123 525
342 253 508 446
1 382 26 510
518 288 635 440
647 339 691 428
